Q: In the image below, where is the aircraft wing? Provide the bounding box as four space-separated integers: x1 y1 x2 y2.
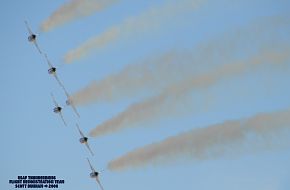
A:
59 112 67 126
62 89 80 118
50 93 58 107
55 76 70 97
96 178 104 190
76 124 85 138
53 74 66 90
85 142 94 156
87 158 96 173
44 54 53 68
33 41 42 54
24 20 33 35
63 89 70 100
70 102 80 118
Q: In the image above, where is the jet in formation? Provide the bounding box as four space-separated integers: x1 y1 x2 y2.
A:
25 22 103 189
25 22 80 119
51 93 67 126
44 54 80 119
87 158 104 190
44 53 67 87
77 124 94 156
25 20 42 54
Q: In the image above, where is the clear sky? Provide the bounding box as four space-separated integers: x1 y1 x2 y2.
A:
1 0 290 190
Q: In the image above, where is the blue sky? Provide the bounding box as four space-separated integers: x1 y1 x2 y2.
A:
1 0 290 190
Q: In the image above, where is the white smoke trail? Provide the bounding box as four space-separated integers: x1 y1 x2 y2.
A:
71 50 198 105
108 108 290 170
41 0 118 32
69 15 290 106
64 0 204 63
89 49 290 137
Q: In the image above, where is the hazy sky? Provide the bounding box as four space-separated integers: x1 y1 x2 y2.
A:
1 0 290 190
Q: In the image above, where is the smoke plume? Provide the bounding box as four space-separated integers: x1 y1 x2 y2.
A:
108 108 290 170
70 51 198 105
89 49 290 137
41 0 118 32
64 0 204 63
69 15 290 106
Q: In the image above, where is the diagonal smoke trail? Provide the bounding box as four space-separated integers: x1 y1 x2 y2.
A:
41 0 118 32
108 108 290 170
64 0 204 63
71 50 198 105
69 15 290 106
89 49 290 137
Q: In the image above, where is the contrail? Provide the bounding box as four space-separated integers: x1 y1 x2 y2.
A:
108 108 290 170
41 0 118 32
89 49 290 137
64 0 204 63
69 15 290 106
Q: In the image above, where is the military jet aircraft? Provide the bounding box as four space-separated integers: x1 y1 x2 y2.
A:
51 93 67 126
25 20 42 54
44 54 66 88
87 158 104 190
76 124 94 156
44 54 57 74
43 55 79 118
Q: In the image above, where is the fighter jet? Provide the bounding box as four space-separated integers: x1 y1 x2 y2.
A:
77 124 94 156
51 93 67 126
44 54 66 88
43 55 79 118
25 20 42 54
87 158 104 190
